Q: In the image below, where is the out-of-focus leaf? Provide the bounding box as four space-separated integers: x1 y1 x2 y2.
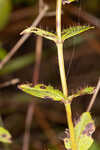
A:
18 84 66 101
0 53 34 75
89 142 100 150
0 0 12 30
61 26 94 42
64 112 95 150
0 48 7 60
0 127 12 143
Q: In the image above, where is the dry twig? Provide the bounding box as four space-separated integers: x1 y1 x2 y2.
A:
87 78 100 112
0 78 19 88
23 1 46 150
0 4 48 70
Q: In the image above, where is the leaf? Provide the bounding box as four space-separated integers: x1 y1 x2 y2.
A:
18 84 66 101
64 112 95 150
18 84 95 103
0 0 12 30
77 135 93 150
0 127 12 143
89 142 100 150
21 27 57 42
68 87 95 101
75 112 95 150
0 53 35 75
61 26 94 41
75 112 95 141
0 48 7 60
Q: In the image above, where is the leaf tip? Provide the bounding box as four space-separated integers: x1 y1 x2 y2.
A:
17 84 25 90
0 127 12 144
20 27 31 35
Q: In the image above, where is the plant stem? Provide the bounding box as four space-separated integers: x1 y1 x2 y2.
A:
56 0 62 40
57 43 68 96
56 0 77 150
65 103 77 150
56 0 68 96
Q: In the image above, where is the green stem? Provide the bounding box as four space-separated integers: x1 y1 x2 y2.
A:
56 0 77 150
57 43 68 96
56 0 62 40
57 42 77 150
65 103 77 150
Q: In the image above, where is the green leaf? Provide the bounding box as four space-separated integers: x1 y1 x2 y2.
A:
75 112 95 142
89 142 100 150
0 0 12 30
21 27 57 42
0 48 7 60
75 112 95 150
77 135 93 150
0 127 12 143
64 112 95 150
61 26 94 41
18 84 66 101
68 87 95 101
0 53 35 75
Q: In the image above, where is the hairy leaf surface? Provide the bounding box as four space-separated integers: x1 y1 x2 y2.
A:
64 112 95 150
18 84 66 101
62 26 94 41
68 87 95 101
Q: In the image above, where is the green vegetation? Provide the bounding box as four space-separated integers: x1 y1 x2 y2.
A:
18 0 96 150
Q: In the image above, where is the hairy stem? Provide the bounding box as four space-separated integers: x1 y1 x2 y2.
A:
56 0 77 150
57 43 68 96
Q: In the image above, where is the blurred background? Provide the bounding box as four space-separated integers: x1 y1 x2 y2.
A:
0 0 100 150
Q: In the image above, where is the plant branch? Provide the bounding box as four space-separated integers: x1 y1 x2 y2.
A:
22 3 47 150
0 78 19 88
87 78 100 112
0 4 48 69
56 1 76 150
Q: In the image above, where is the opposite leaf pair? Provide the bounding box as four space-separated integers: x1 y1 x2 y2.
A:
21 26 94 43
18 84 95 150
18 84 95 103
